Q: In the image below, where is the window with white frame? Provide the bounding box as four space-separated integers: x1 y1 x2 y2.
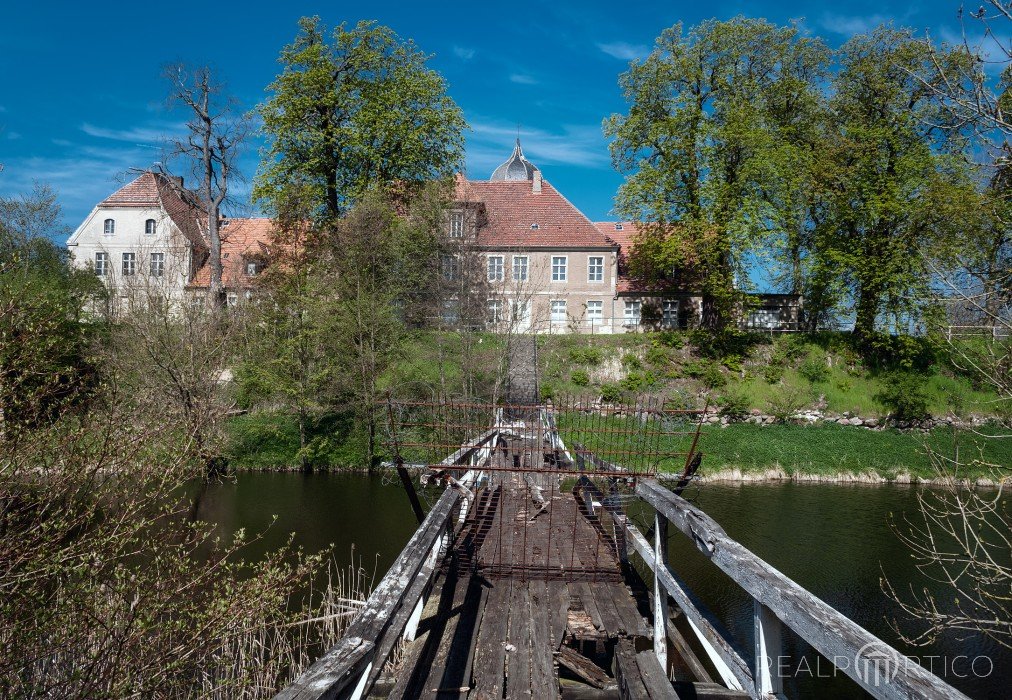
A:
512 300 530 324
150 252 164 277
449 211 464 237
588 256 604 282
586 300 603 325
487 298 502 324
103 218 115 236
441 254 459 281
487 255 504 282
442 300 460 325
624 300 641 326
227 292 238 307
95 252 108 277
662 300 679 328
145 218 156 235
551 256 567 282
246 261 258 276
122 252 136 276
512 255 528 281
551 300 567 323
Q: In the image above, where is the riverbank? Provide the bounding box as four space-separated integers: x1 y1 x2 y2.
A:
226 414 1009 483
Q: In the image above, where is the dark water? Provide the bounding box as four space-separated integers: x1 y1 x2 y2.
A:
195 475 1008 699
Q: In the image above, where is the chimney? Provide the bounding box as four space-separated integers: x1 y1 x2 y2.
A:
532 170 542 194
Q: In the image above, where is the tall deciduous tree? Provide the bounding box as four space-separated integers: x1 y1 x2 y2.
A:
255 17 466 222
605 18 829 330
164 64 250 309
816 27 973 345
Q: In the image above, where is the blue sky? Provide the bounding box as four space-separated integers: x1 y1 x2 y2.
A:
0 0 986 235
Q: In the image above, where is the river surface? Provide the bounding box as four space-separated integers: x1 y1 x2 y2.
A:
195 474 1007 699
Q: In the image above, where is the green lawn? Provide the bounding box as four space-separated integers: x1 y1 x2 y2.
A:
693 423 1009 480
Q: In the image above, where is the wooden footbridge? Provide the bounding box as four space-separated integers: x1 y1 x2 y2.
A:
277 397 969 700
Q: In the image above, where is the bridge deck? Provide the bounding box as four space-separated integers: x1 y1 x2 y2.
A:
380 439 666 699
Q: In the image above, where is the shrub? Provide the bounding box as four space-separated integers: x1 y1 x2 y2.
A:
621 353 642 370
722 354 744 374
600 383 623 403
798 352 830 383
718 388 752 421
654 331 685 349
645 345 670 367
568 346 603 366
620 371 658 392
540 383 556 401
684 359 727 389
765 385 809 422
875 373 931 420
762 363 785 384
571 369 590 387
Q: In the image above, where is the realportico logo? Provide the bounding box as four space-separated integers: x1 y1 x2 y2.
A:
855 641 903 687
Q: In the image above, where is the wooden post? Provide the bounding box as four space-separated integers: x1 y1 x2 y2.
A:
396 459 426 525
754 599 784 698
653 511 669 674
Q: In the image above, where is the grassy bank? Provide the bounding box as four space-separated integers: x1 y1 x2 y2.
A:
694 423 1010 480
228 410 1009 482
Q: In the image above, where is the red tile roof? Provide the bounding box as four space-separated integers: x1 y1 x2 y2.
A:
101 172 207 252
594 221 695 294
188 218 276 290
188 216 275 287
456 177 616 249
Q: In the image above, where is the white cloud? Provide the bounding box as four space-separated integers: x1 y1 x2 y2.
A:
453 45 475 60
465 118 610 175
596 41 649 61
80 121 183 143
818 13 892 37
6 132 21 140
509 73 538 85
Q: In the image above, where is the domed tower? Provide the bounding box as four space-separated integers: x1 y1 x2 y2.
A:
490 139 540 181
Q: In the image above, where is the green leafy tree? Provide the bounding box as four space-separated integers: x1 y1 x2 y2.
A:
605 18 830 330
815 27 974 346
255 17 467 222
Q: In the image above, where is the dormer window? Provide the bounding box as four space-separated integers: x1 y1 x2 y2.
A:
530 223 540 230
614 223 624 231
103 219 115 236
449 211 464 237
145 219 156 235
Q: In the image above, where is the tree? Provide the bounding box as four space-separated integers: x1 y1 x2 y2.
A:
164 64 250 309
255 17 466 222
815 27 974 345
605 18 831 330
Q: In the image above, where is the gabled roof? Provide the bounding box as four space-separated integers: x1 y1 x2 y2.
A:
456 178 615 249
188 218 275 290
99 172 207 252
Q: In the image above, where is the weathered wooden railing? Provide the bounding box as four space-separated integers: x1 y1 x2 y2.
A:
627 478 971 700
276 430 499 700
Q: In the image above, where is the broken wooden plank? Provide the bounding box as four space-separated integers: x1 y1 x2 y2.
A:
529 581 559 699
549 582 570 649
505 583 534 700
666 615 713 685
571 583 604 633
557 647 611 689
634 649 678 699
470 579 512 699
672 682 750 699
612 639 648 700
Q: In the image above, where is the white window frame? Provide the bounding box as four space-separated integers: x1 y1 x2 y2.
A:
246 261 258 276
662 300 679 328
441 299 460 325
227 292 238 307
145 218 156 235
487 255 504 282
512 299 530 324
512 255 528 282
441 254 458 282
624 300 641 326
94 252 108 277
150 252 164 277
449 211 464 238
122 252 136 276
551 299 567 323
487 298 502 324
588 256 604 282
103 218 115 236
551 256 567 282
586 300 603 324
